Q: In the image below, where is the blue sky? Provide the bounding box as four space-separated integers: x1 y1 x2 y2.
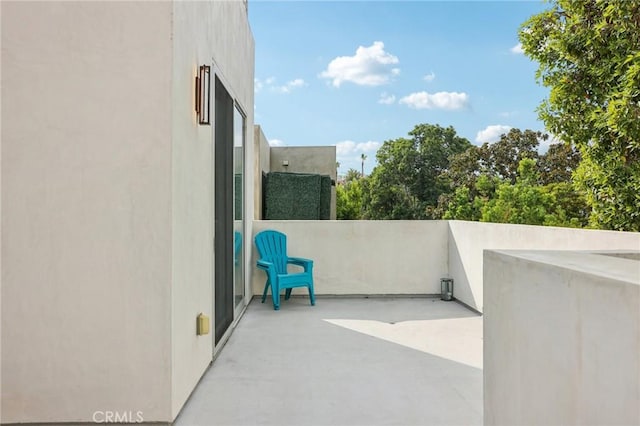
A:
250 1 551 175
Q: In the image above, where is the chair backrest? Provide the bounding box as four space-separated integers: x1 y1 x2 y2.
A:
255 230 288 274
234 231 242 263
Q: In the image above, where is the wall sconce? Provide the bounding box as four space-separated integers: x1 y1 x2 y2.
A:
440 278 454 301
195 65 211 125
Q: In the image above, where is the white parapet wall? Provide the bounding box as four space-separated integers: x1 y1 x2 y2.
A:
251 221 449 296
169 0 255 420
250 220 639 309
484 250 640 426
448 221 640 312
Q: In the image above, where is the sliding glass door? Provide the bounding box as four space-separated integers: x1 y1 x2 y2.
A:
214 74 246 345
214 76 234 344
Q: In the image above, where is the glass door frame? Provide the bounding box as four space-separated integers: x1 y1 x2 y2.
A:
233 102 247 319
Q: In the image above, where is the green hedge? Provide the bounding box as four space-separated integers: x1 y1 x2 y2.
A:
320 175 331 220
264 172 331 220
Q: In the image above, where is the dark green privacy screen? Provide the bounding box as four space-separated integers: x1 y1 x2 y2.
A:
319 175 331 220
264 172 331 220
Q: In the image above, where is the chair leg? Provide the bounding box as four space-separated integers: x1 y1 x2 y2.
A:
308 280 316 306
261 279 270 303
285 288 292 300
271 283 280 310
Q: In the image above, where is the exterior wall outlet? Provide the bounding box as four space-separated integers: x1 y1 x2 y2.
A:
196 313 210 336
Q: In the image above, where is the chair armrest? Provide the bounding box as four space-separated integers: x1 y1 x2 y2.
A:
287 257 313 268
257 259 274 270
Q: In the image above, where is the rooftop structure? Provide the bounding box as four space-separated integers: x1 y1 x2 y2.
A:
1 1 639 425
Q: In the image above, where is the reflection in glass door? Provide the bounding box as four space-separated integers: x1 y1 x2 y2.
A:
233 105 245 308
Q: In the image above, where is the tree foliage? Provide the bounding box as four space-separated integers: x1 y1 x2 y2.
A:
481 159 553 225
344 168 362 183
442 175 498 222
439 128 588 227
538 142 581 184
336 171 364 220
479 158 585 227
481 128 542 184
445 158 590 228
340 121 591 228
520 0 640 230
363 124 471 219
442 128 543 201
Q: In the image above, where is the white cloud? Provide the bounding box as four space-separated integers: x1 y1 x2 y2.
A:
475 125 512 143
510 43 524 54
320 41 400 87
335 140 381 158
538 134 561 153
273 78 307 93
423 72 436 82
269 139 286 147
336 141 382 163
289 78 305 88
254 78 264 93
335 140 381 173
399 91 469 110
256 77 306 94
378 93 396 105
336 141 356 157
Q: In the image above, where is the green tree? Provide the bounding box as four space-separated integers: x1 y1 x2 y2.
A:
480 158 589 227
344 168 362 183
437 128 544 218
337 177 364 220
442 174 499 221
482 128 542 184
538 142 581 185
481 159 554 225
542 182 590 228
363 124 471 219
444 128 542 189
520 0 640 230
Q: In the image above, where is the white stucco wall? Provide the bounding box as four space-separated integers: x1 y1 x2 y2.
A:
2 1 254 423
251 221 449 296
448 221 640 312
170 0 254 419
253 125 270 220
484 250 640 426
1 2 173 423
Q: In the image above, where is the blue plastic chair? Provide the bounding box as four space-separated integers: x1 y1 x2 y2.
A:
254 230 316 310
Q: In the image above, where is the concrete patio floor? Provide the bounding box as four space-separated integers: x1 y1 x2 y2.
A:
175 297 483 426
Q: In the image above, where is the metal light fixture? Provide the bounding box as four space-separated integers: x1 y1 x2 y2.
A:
195 65 211 125
440 278 454 301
